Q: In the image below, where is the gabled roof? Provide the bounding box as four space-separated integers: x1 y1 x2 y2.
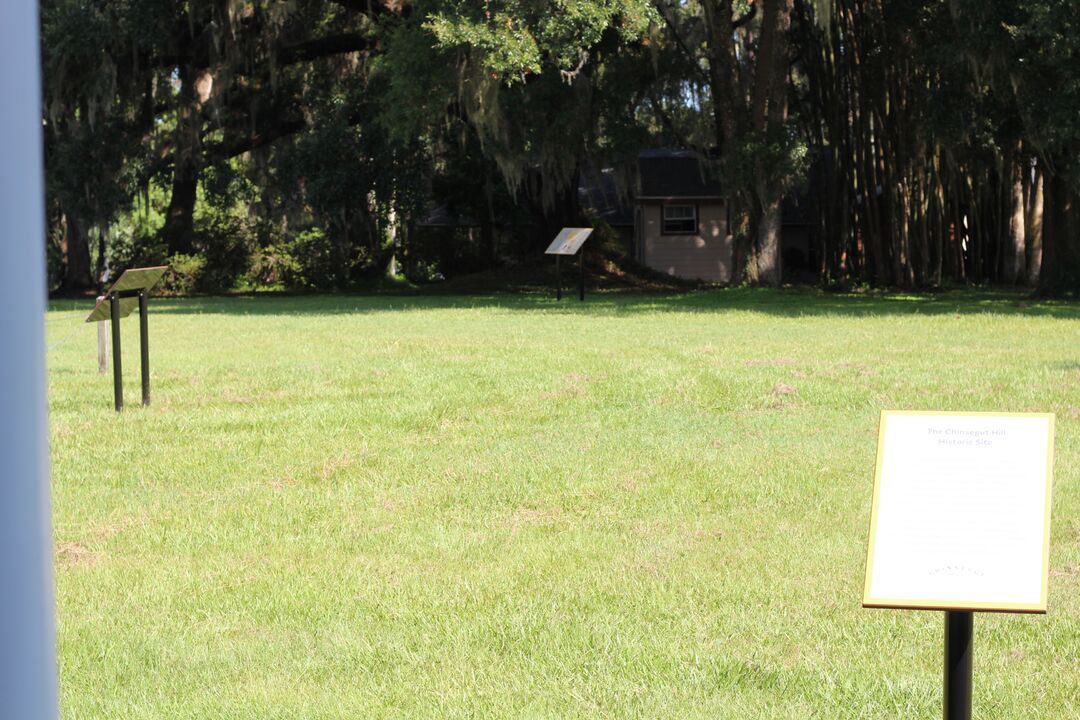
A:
579 167 634 227
637 149 723 200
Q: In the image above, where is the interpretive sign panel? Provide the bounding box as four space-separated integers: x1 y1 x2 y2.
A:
85 266 168 322
864 411 1055 613
544 227 592 256
83 265 168 410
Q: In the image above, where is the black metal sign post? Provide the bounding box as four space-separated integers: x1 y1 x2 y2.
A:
544 228 593 302
86 265 168 412
556 254 562 301
944 611 973 720
110 293 123 411
105 288 153 412
579 249 585 301
139 290 150 405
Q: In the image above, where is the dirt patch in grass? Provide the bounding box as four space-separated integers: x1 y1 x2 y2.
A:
539 372 593 401
690 528 725 542
767 382 800 411
838 361 879 377
268 475 298 491
745 357 799 367
88 512 148 542
221 387 291 405
56 541 102 567
318 450 357 480
772 382 797 396
1050 564 1079 578
504 507 562 530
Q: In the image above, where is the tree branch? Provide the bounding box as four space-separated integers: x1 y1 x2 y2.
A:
204 118 308 163
277 34 374 65
327 0 410 19
734 4 758 28
651 0 711 84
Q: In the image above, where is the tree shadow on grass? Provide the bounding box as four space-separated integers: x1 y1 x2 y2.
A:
47 286 1080 320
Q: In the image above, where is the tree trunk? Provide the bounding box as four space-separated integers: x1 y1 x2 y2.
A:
483 165 497 266
162 68 201 256
755 196 783 285
700 0 748 283
1025 162 1044 285
1005 147 1026 284
749 0 792 287
700 1 740 158
384 200 399 279
61 212 93 292
1038 170 1080 296
163 166 198 256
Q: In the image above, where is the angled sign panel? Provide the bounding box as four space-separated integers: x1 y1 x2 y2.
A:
544 227 593 256
864 411 1055 613
85 266 169 322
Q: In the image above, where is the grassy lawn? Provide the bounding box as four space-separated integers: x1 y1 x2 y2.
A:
46 288 1079 719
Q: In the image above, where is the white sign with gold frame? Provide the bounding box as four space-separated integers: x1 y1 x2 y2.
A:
864 411 1055 613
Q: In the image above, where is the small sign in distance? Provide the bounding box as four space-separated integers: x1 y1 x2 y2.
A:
544 228 592 256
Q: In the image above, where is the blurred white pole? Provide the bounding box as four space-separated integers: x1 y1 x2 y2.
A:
97 297 109 373
0 0 60 718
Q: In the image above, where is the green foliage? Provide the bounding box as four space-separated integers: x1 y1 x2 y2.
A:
408 226 495 279
161 223 255 295
391 0 661 217
426 0 655 82
274 228 346 291
1007 1 1080 182
192 216 256 293
589 220 630 258
107 189 170 272
40 0 1080 292
45 222 66 292
160 253 207 295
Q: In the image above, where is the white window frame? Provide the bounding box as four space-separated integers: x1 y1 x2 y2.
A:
662 203 697 234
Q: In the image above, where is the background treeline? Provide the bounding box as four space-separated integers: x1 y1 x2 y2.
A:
43 0 1080 296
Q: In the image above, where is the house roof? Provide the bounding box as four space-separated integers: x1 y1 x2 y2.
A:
637 149 723 200
578 167 634 227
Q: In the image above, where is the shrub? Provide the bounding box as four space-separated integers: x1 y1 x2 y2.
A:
160 253 206 295
590 220 631 259
192 215 252 293
258 227 348 291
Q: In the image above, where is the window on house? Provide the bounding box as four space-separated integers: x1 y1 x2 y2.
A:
662 204 697 234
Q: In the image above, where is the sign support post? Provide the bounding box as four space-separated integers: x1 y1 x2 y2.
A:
544 228 593 302
110 294 123 411
579 249 585 301
556 255 562 300
139 290 150 406
944 611 973 720
96 295 109 374
86 266 167 411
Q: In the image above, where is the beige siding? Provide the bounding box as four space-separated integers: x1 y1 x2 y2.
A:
640 202 731 283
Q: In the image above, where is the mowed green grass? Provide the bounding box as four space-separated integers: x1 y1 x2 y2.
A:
46 288 1079 719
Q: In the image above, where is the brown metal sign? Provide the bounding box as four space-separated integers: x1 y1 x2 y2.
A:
85 266 168 322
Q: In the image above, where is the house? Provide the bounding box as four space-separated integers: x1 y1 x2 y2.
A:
634 149 731 283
